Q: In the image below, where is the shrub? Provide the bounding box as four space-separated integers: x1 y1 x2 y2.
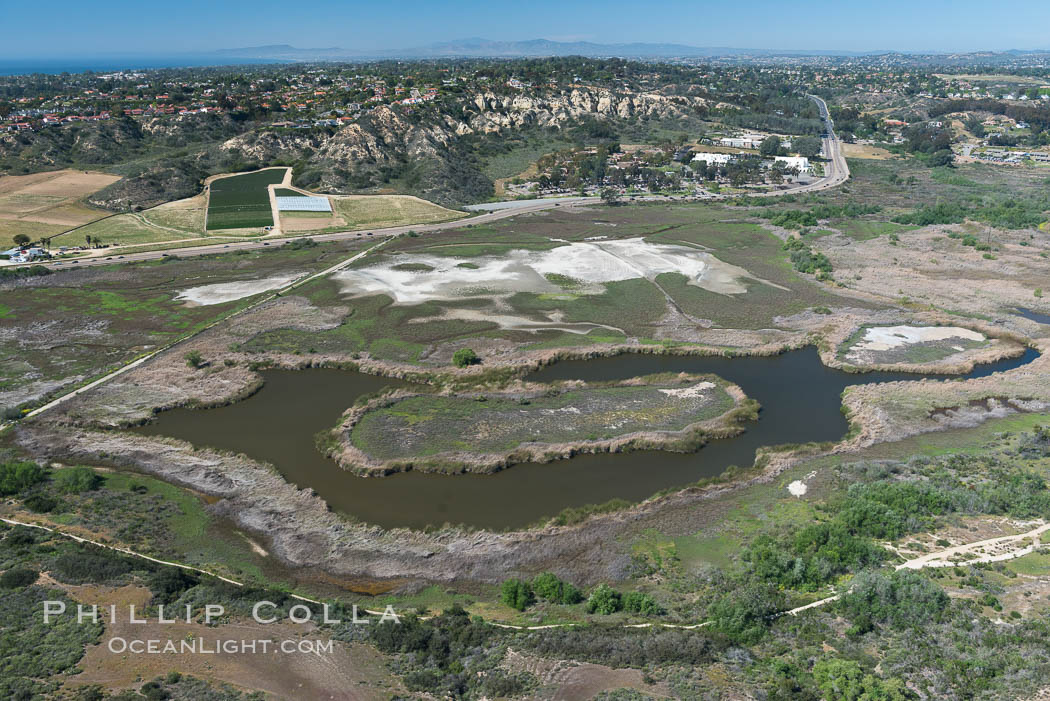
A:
23 494 59 513
532 572 583 605
0 461 48 496
452 348 480 368
586 583 623 615
184 350 205 369
813 658 909 700
623 591 664 616
708 582 784 644
148 568 200 606
0 567 38 589
838 570 948 633
501 578 535 611
49 548 138 585
53 467 102 494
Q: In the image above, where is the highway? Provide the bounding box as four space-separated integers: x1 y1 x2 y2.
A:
749 94 849 197
19 195 600 270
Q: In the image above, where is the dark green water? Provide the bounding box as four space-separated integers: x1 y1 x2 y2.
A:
135 347 1038 530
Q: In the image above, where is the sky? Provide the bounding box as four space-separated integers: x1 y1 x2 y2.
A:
4 0 1050 57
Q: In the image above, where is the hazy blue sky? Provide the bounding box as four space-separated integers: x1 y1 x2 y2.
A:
5 0 1049 56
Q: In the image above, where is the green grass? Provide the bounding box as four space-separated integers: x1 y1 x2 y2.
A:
479 133 570 180
241 285 498 363
1006 551 1050 576
0 240 366 409
508 278 668 338
831 219 919 241
206 169 285 230
646 217 869 328
350 374 735 462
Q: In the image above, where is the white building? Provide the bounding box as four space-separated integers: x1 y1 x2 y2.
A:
719 134 767 149
773 156 812 173
692 152 735 165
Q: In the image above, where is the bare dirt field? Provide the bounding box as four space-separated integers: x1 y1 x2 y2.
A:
815 222 1050 323
330 194 465 231
0 169 120 244
57 194 208 247
841 143 897 160
501 648 672 700
59 584 400 700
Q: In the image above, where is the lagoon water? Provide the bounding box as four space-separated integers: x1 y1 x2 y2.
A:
136 347 1038 530
1017 308 1050 325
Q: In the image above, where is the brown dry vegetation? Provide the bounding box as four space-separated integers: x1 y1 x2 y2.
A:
0 169 120 244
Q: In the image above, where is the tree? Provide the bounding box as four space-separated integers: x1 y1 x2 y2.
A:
623 591 664 616
12 234 30 246
928 149 954 168
532 572 583 604
0 461 48 496
452 348 480 368
793 135 823 159
501 578 535 611
600 188 621 206
53 467 102 494
838 570 948 633
0 567 38 589
708 582 784 644
586 583 623 615
812 658 909 701
184 350 205 369
759 136 783 157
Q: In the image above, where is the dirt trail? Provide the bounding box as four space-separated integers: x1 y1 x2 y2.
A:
784 521 1050 616
8 512 1039 631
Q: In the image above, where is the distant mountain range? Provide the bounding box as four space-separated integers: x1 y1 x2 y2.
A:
211 38 886 61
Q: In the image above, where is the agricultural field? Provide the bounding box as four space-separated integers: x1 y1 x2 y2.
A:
54 194 209 247
0 169 120 245
344 373 741 470
328 194 465 231
205 168 287 230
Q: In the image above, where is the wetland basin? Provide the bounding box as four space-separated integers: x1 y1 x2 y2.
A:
135 346 1038 531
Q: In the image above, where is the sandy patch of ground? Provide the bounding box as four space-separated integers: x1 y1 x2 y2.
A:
334 237 755 308
788 470 817 497
176 273 305 305
844 324 986 363
841 143 896 159
659 380 716 398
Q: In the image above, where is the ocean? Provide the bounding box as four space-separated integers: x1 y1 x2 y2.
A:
0 56 290 76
